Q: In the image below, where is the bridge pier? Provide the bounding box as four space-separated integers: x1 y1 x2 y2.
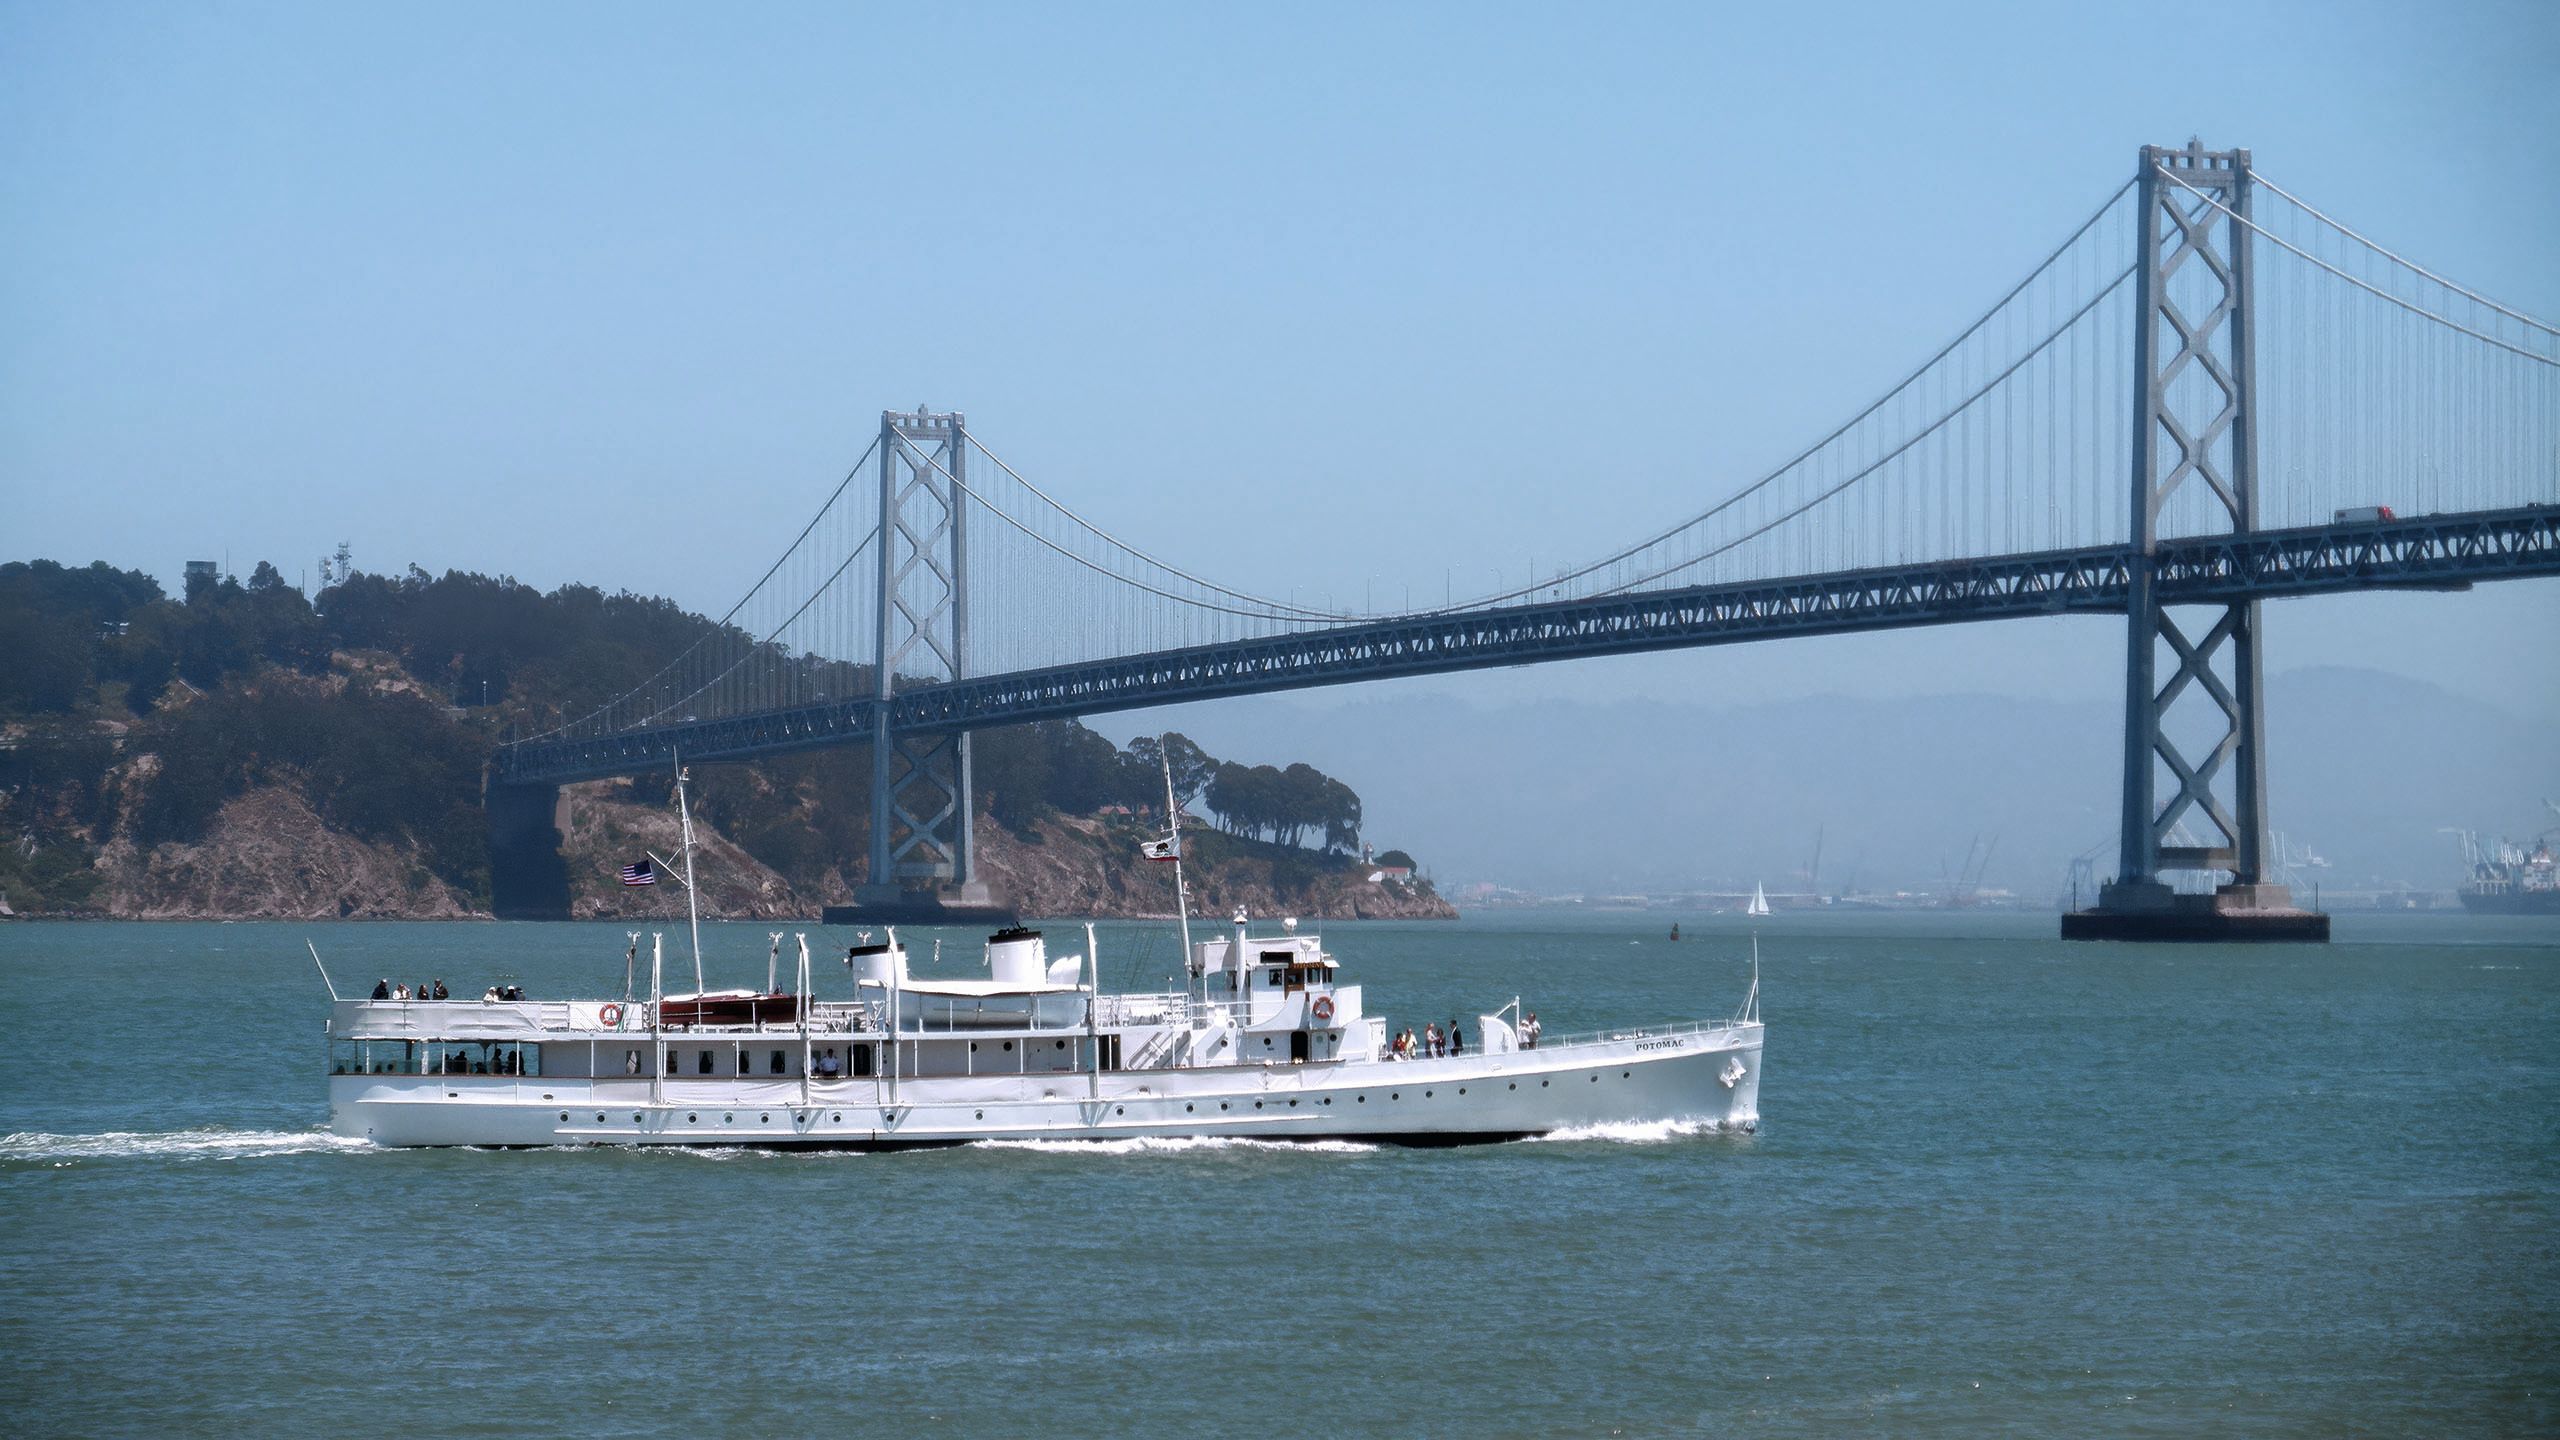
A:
485 776 571 920
846 407 1008 924
2065 141 2326 943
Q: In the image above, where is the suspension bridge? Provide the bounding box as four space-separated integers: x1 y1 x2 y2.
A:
489 143 2560 939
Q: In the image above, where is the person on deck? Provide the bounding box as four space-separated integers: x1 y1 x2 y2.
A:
1448 1019 1465 1056
393 983 411 1000
432 979 449 1000
1424 1022 1442 1058
371 979 390 1000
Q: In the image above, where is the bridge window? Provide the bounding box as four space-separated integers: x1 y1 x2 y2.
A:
770 1050 787 1075
697 1050 713 1076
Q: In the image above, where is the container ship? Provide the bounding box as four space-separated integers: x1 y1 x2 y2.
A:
2452 807 2560 915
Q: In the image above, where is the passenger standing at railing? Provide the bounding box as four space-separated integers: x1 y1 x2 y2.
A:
371 979 390 1000
1522 1012 1541 1049
1448 1019 1465 1056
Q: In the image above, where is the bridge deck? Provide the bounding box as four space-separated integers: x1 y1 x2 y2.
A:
497 505 2558 786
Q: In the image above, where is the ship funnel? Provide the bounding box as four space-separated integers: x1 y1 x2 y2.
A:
847 940 905 988
986 926 1047 986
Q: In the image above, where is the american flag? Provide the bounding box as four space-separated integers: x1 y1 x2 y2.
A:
619 859 656 887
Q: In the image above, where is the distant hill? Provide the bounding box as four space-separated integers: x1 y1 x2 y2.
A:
1094 666 2555 898
0 558 1447 919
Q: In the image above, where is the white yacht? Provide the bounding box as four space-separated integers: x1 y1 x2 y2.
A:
322 754 1761 1148
323 915 1763 1148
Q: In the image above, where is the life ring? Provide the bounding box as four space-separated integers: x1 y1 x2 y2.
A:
1311 995 1336 1022
599 1003 624 1029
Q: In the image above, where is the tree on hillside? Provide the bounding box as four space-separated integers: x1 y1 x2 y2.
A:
1127 732 1217 812
1202 759 1362 851
0 560 167 715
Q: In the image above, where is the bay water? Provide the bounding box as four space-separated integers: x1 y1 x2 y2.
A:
2 911 2552 1435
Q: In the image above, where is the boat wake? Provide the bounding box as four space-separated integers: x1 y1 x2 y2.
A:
1525 1117 1743 1146
971 1135 1379 1156
0 1127 375 1165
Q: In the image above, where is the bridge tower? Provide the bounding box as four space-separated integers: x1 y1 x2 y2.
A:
2066 142 2326 942
855 407 997 915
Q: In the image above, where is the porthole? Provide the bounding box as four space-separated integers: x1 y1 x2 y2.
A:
1288 1099 1298 1108
1055 1040 1067 1050
725 1113 734 1121
688 1113 698 1123
633 1113 643 1123
759 1114 770 1123
559 1112 569 1122
1541 1080 1550 1088
1115 1106 1124 1115
969 1042 979 1053
1254 1101 1264 1110
596 1112 606 1122
1220 1103 1230 1111
1621 1071 1630 1079
1590 1076 1599 1083
1186 1104 1195 1112
1424 1090 1433 1098
1003 1041 1014 1052
1508 1083 1517 1090
832 1113 842 1123
1391 1092 1400 1100
1458 1088 1466 1095
1357 1096 1366 1103
975 1110 984 1120
1321 1097 1332 1106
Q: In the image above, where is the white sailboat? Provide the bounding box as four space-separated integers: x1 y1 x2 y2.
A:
1746 882 1772 918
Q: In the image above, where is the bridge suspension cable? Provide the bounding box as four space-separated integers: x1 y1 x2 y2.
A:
1592 261 2141 597
2156 165 2559 366
517 435 886 745
963 435 1371 622
2248 170 2557 337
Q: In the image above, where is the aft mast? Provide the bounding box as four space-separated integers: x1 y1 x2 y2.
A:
1157 739 1197 1005
672 753 705 993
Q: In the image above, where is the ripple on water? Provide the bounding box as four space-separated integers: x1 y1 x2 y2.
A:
0 1127 377 1166
1523 1116 1746 1145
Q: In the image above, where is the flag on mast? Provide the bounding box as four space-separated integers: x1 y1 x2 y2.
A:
619 859 658 887
1140 835 1180 863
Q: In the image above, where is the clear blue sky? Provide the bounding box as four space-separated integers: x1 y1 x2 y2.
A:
5 1 2554 714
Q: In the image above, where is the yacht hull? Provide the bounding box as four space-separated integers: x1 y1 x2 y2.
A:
329 1024 1763 1149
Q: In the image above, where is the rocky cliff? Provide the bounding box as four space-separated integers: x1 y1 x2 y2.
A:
23 775 1453 922
92 785 480 920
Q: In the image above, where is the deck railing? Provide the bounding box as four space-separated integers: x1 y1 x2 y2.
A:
1523 1016 1757 1052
